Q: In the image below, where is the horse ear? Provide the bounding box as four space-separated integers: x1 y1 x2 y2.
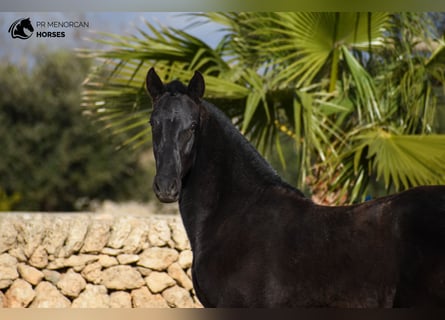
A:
146 67 164 100
188 71 205 100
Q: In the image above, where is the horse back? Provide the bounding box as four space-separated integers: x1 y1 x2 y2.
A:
192 184 445 307
194 184 396 307
270 184 445 307
385 186 445 306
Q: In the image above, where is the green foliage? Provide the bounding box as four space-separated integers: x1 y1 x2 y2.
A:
0 50 153 211
0 188 21 211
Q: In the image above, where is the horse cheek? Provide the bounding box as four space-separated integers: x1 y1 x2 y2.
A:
181 137 196 177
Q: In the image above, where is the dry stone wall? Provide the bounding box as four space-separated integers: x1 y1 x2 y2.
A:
0 212 202 308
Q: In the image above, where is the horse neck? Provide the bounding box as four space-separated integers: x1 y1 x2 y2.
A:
179 102 281 248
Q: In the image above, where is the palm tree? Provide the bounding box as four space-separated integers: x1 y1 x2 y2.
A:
81 12 445 204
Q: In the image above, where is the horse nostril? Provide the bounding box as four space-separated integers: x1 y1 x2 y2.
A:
153 179 161 193
169 180 178 193
153 176 179 199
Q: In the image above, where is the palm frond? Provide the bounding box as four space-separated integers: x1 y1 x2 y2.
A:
362 131 445 189
341 46 381 123
248 12 390 89
329 130 445 202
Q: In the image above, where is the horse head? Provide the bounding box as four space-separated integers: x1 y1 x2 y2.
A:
146 67 205 203
20 18 34 33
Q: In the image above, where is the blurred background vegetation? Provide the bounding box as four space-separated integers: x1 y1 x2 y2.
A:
2 12 445 211
0 49 154 211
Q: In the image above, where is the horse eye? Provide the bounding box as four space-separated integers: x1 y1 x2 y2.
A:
190 122 197 132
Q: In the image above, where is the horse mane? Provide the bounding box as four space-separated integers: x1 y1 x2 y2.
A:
200 100 306 197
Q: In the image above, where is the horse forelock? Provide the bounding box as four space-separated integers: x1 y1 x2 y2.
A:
165 80 188 95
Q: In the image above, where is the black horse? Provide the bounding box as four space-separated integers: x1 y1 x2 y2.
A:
146 67 445 307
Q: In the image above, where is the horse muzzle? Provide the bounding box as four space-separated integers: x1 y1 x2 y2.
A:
153 175 180 203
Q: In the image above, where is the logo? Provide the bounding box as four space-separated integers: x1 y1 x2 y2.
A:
8 17 34 39
8 17 90 40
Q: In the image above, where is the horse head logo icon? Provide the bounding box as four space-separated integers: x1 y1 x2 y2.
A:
8 17 34 39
